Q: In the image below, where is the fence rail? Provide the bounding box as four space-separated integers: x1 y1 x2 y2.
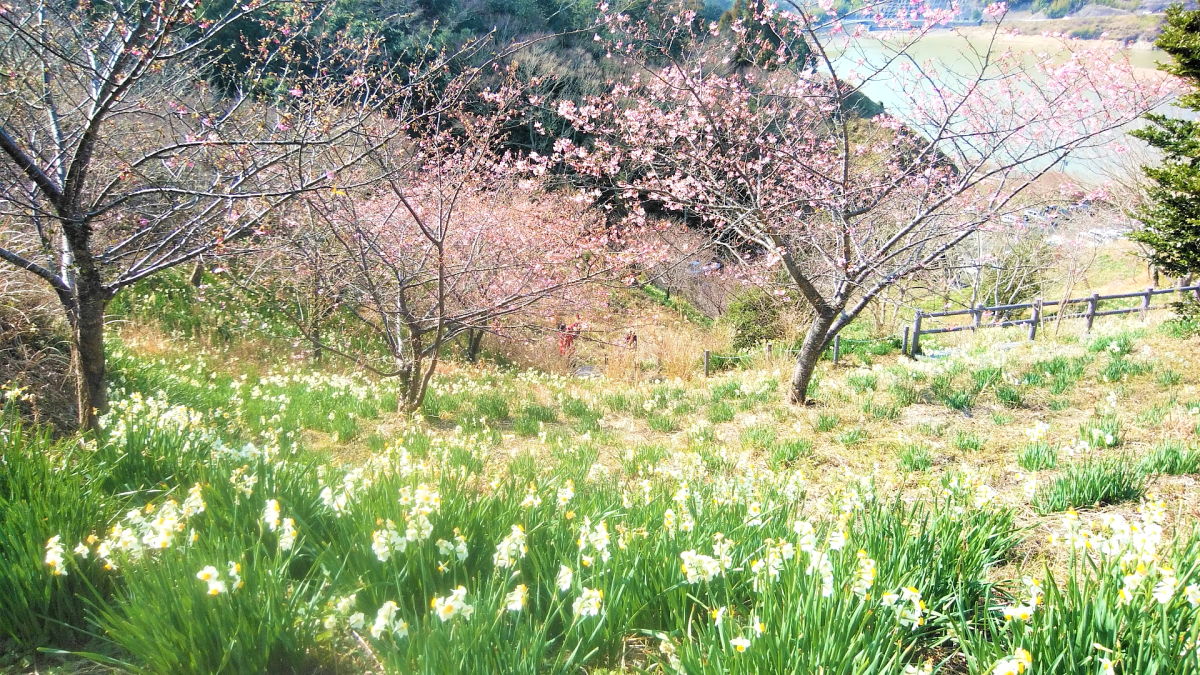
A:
906 283 1200 356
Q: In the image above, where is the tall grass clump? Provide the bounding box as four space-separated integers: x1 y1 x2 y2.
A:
1031 459 1146 514
1139 441 1200 475
1017 443 1058 471
768 439 813 468
897 444 934 472
1079 416 1122 448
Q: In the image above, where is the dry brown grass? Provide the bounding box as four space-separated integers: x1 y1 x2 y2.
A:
0 275 74 430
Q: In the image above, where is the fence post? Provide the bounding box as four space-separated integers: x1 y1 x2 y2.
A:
1141 287 1153 320
832 335 841 365
703 350 710 378
911 312 923 356
765 342 773 359
1085 293 1099 333
902 326 910 357
972 303 982 331
1029 299 1042 341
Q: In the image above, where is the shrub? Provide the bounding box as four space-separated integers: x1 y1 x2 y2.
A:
724 288 784 351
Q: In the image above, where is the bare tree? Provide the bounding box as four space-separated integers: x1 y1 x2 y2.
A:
0 0 463 428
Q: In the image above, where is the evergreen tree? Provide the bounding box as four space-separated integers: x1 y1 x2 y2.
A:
1132 5 1200 277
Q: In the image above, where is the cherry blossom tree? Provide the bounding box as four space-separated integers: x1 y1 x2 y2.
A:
0 0 477 428
546 1 1179 403
270 85 663 411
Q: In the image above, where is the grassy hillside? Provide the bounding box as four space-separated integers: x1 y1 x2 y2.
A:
3 302 1200 672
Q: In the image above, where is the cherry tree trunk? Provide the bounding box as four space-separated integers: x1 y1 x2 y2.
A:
70 285 109 431
788 311 837 405
466 328 484 363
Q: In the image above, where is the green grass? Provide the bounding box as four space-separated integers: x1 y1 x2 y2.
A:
637 282 713 327
647 413 679 433
13 289 1200 673
768 439 813 469
1079 416 1122 448
1031 458 1146 513
889 381 919 407
846 373 878 393
897 444 934 472
740 425 777 451
707 401 735 424
1155 369 1182 387
1139 441 1200 475
953 432 983 453
863 401 900 421
815 413 841 432
837 428 868 446
995 385 1024 408
1017 443 1058 471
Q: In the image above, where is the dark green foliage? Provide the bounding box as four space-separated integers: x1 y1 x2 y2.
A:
724 288 785 351
1132 6 1200 278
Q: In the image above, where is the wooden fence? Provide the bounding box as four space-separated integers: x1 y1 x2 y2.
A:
905 283 1200 356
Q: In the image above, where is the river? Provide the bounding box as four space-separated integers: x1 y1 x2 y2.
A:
830 27 1182 183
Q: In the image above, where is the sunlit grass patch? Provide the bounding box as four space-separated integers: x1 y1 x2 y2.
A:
1031 458 1145 513
768 439 813 469
897 444 934 472
707 400 735 424
837 427 868 446
814 413 841 432
1155 369 1182 387
1079 416 1122 448
953 432 984 453
1139 441 1200 475
1017 443 1058 471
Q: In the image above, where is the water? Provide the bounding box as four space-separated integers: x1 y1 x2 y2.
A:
828 28 1182 183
